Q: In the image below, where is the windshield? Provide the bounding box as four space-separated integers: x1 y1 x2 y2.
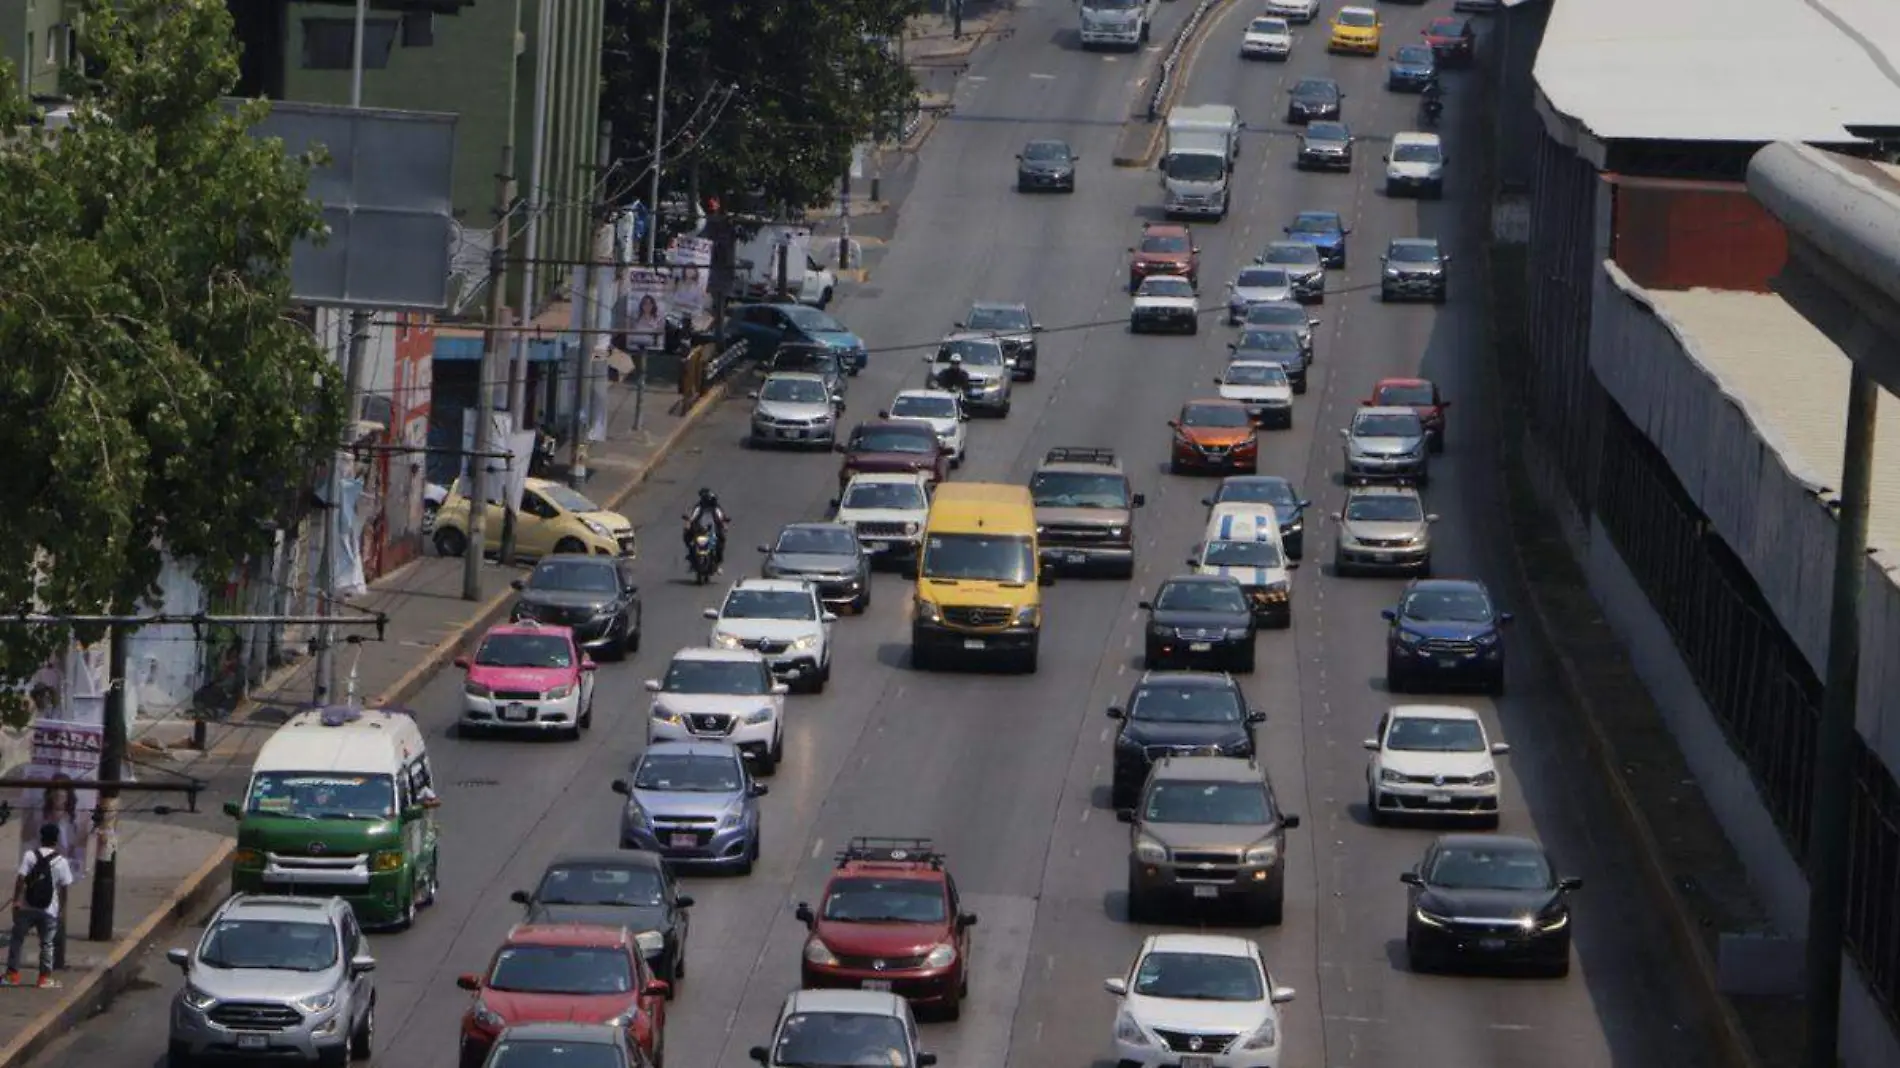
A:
1131 683 1242 723
1338 9 1376 27
1217 479 1294 506
1087 0 1144 7
1203 540 1283 568
1144 782 1273 825
843 481 927 510
1387 716 1486 753
1132 951 1265 1001
475 632 573 669
1429 18 1466 36
245 772 395 821
773 1013 909 1068
1032 472 1129 508
1235 268 1290 289
967 305 1032 330
891 394 957 420
1182 404 1249 428
198 919 338 971
822 878 947 923
489 1040 623 1068
1354 413 1422 437
1397 45 1434 64
784 305 846 334
776 527 858 555
1377 383 1435 405
538 485 603 514
1239 330 1300 353
1290 214 1340 234
1264 244 1319 266
634 752 745 792
1249 18 1286 33
854 427 937 454
1021 142 1068 162
1293 80 1337 99
1167 154 1226 182
663 658 769 694
537 863 665 907
1305 122 1348 141
1346 495 1423 522
1390 241 1441 262
1402 587 1495 623
1427 847 1553 891
528 559 620 593
1142 277 1195 298
763 377 830 404
488 945 632 995
937 338 1005 366
1244 306 1306 331
723 589 816 620
1223 363 1289 388
921 532 1036 584
773 349 838 375
1154 581 1247 614
1139 233 1189 254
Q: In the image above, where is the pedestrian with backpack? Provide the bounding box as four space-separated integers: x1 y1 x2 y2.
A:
5 824 75 987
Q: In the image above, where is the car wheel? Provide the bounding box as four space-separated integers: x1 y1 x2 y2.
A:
169 1041 198 1068
1126 884 1155 924
753 746 777 776
1429 433 1446 455
554 536 587 555
1333 552 1349 578
1259 884 1285 926
912 643 934 671
1169 458 1186 475
1419 558 1434 579
1387 660 1408 693
579 698 593 729
624 610 642 654
941 995 962 1022
1235 647 1257 674
1545 951 1572 979
433 527 468 558
1406 933 1434 973
1366 784 1385 826
1487 670 1506 697
770 729 785 764
1188 320 1199 335
349 998 374 1061
1017 179 1029 193
736 834 758 876
1019 645 1038 673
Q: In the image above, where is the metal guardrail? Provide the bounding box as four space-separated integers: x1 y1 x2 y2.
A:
705 337 750 386
1147 0 1225 122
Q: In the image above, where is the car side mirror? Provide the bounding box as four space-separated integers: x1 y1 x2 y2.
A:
833 441 848 452
1344 227 1353 235
644 679 662 692
510 890 531 905
166 948 190 969
1185 558 1198 567
794 902 815 925
1363 738 1380 750
611 779 632 796
1331 512 1344 522
1338 428 1350 437
749 1047 770 1066
1033 323 1045 332
581 659 597 672
222 800 242 819
1298 498 1313 509
772 683 791 695
1441 400 1453 408
453 656 470 670
1105 976 1129 995
1126 246 1136 253
877 409 890 419
1491 742 1512 755
747 391 760 400
702 608 719 620
959 913 979 928
822 611 839 622
1169 419 1182 428
1115 809 1135 823
351 955 377 975
1247 711 1267 724
1225 343 1237 351
510 579 526 591
675 895 696 909
1560 876 1584 891
645 979 670 997
1200 497 1214 507
1400 872 1423 886
401 806 426 823
1131 493 1146 507
757 545 771 553
1287 561 1300 570
918 1055 938 1068
1192 246 1202 254
1442 255 1453 263
456 973 481 991
1282 814 1301 830
1499 612 1516 625
1038 569 1057 587
832 393 845 405
1106 706 1126 720
1382 155 1389 162
1212 377 1224 386
1426 514 1441 523
1381 608 1397 622
1271 986 1297 1004
749 782 770 797
959 411 972 421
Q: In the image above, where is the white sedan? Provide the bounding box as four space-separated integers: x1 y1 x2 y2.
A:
1131 276 1200 334
1107 934 1295 1068
1241 16 1293 60
882 389 968 465
1214 361 1295 429
1263 0 1319 24
1365 704 1510 827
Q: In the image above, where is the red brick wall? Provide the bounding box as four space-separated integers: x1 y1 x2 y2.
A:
1609 176 1788 292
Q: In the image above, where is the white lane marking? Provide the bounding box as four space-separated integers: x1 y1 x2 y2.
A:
1328 1014 1384 1025
809 838 824 859
1490 1023 1534 1032
1029 72 1056 80
1102 56 1120 63
1100 728 1111 742
1080 807 1091 823
966 75 988 84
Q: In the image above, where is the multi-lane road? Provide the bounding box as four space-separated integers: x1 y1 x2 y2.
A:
41 4 1722 1067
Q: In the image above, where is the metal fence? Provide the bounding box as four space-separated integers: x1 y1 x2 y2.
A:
1146 0 1225 122
1525 136 1606 516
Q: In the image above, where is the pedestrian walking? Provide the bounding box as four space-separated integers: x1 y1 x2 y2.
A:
4 824 75 988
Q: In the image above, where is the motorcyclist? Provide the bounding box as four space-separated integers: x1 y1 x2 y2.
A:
682 488 731 570
933 352 972 394
1420 79 1444 123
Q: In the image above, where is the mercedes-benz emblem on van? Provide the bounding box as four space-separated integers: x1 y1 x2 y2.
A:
1188 1036 1205 1052
308 842 327 855
1433 775 1446 787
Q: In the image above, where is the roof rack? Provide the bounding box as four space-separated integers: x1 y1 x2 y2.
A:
1043 447 1118 466
835 836 945 870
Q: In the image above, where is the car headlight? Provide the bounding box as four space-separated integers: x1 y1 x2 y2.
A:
1225 628 1252 640
1113 1009 1153 1047
545 683 575 700
1107 526 1125 538
1536 912 1569 932
1013 605 1040 627
1239 1016 1279 1050
791 634 818 651
1380 768 1406 784
1471 770 1497 787
1412 905 1449 928
1134 835 1167 864
1243 840 1280 865
651 705 683 725
624 802 649 827
584 518 611 536
902 521 920 535
370 850 404 873
635 930 666 956
717 802 745 828
744 705 775 725
915 599 942 623
293 991 338 1014
605 1010 637 1029
182 984 218 1011
713 631 744 649
1397 630 1424 646
1474 630 1501 645
804 938 840 966
923 942 957 968
470 1000 506 1030
464 680 491 698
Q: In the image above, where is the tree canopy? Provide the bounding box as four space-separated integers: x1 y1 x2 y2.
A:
602 0 921 219
0 0 341 721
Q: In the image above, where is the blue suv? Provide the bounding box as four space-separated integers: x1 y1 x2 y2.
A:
1283 210 1351 269
1383 579 1513 694
612 741 768 874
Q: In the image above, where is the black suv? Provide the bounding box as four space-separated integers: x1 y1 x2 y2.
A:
1107 672 1265 808
511 555 643 657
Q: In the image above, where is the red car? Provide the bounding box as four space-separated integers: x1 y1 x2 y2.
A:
1128 222 1199 291
1423 16 1475 67
1365 377 1450 452
835 420 949 492
457 925 668 1068
793 837 978 1020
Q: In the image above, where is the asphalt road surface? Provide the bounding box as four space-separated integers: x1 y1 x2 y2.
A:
39 4 1719 1067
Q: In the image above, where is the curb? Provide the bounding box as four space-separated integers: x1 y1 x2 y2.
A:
0 840 235 1068
1483 248 1762 1068
1112 0 1238 168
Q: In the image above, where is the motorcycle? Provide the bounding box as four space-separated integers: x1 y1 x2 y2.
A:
1420 95 1443 128
687 530 719 585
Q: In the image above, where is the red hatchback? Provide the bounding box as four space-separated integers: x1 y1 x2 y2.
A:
1423 16 1476 67
1365 377 1450 452
457 925 668 1068
793 838 978 1020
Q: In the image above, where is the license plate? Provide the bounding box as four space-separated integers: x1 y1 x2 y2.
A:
668 833 697 848
1066 553 1087 565
1428 793 1452 805
1189 642 1212 652
1374 552 1393 562
861 979 893 992
863 541 888 553
503 703 532 721
1437 658 1458 669
1182 1056 1216 1068
963 639 985 650
1192 885 1220 899
236 1035 268 1050
1479 938 1507 951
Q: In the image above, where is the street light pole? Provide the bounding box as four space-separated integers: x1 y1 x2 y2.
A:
643 0 674 266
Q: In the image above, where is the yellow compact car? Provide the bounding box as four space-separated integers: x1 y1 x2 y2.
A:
432 476 637 560
1328 6 1382 54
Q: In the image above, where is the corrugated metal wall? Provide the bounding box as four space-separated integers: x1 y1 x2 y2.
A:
1489 1 1551 193
1526 134 1605 513
1609 178 1788 292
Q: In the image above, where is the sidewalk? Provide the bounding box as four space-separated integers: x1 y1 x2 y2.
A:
0 341 738 1068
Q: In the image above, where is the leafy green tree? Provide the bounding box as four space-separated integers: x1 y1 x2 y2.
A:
602 0 921 219
0 0 341 722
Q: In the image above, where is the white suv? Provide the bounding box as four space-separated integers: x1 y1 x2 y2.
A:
1105 933 1295 1068
1385 131 1446 199
1364 704 1510 827
646 647 791 773
832 472 931 565
704 579 836 694
883 389 968 465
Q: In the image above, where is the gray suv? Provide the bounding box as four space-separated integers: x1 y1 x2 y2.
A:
1031 448 1145 577
166 894 376 1067
1118 755 1301 925
1332 485 1436 576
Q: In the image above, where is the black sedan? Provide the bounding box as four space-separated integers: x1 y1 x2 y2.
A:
511 555 642 657
1139 575 1257 672
1403 834 1581 976
1108 671 1265 808
1383 578 1511 694
1016 138 1078 192
759 522 872 612
1285 77 1343 124
512 852 694 990
1203 475 1311 558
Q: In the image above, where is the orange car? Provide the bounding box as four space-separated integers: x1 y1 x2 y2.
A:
1168 399 1259 474
1128 222 1199 291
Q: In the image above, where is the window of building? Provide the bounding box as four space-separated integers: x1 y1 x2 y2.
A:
301 18 399 72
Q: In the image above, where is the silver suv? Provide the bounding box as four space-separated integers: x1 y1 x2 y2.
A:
1119 755 1301 926
166 894 376 1067
1332 485 1436 576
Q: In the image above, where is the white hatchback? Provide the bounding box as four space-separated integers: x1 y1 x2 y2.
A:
704 579 836 694
883 389 968 465
1364 704 1510 826
646 647 791 773
1106 933 1295 1068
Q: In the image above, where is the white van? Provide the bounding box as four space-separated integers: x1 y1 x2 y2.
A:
1193 503 1297 628
224 707 442 929
1385 131 1446 199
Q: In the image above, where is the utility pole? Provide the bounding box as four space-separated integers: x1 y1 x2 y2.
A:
467 144 515 602
501 0 556 566
88 625 127 941
644 0 674 265
839 157 852 273
1803 361 1879 1068
571 120 613 486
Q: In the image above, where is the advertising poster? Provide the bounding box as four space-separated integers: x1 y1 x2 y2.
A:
17 646 107 878
625 268 670 352
666 237 713 317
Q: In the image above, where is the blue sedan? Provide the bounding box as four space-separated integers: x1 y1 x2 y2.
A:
724 302 869 373
1283 210 1352 269
1387 44 1438 92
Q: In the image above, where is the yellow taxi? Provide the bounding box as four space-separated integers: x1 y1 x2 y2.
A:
431 476 637 560
1327 6 1382 55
